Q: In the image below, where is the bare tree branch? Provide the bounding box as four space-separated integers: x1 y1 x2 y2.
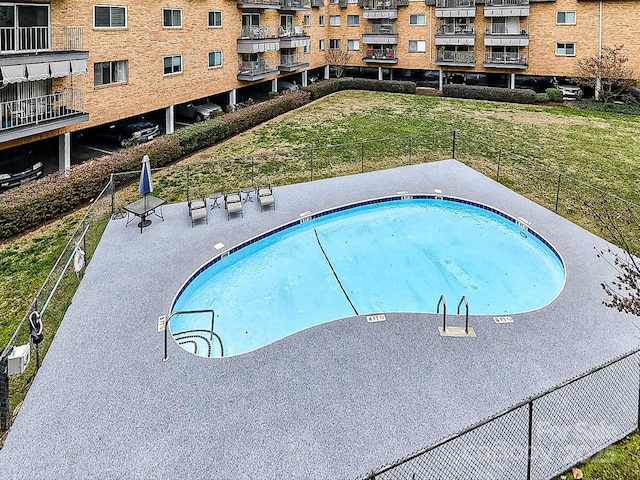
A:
574 45 637 103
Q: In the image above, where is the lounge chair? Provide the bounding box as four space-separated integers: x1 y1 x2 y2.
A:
189 196 208 227
225 191 243 220
257 185 275 212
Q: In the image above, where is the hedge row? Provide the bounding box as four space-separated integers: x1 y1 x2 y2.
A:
0 77 414 239
442 84 541 104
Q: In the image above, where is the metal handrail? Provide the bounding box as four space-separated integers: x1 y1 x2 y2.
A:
437 295 446 332
163 309 224 361
457 295 469 334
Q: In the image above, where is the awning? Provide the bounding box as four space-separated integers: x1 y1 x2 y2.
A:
49 61 71 78
26 63 50 81
70 59 87 75
1 65 27 85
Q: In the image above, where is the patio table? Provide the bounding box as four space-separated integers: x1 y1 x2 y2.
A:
124 195 166 233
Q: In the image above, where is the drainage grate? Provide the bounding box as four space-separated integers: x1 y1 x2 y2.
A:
493 316 514 324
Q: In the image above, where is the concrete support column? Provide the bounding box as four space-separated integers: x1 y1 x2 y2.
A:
389 69 393 81
271 78 277 92
58 132 71 175
439 69 444 90
324 65 330 79
509 73 515 89
229 89 237 109
165 105 174 135
378 67 383 81
301 70 308 87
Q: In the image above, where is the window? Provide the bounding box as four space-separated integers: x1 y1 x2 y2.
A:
319 39 325 51
329 38 340 49
163 55 182 75
319 15 325 26
303 14 310 26
94 60 128 86
347 15 359 26
208 51 223 68
94 5 127 28
556 11 576 25
329 15 340 26
409 14 426 26
409 40 426 52
208 10 222 27
163 8 182 28
556 42 575 56
304 43 310 53
347 39 359 50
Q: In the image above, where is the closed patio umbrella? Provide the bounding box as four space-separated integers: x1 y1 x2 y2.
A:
138 155 153 228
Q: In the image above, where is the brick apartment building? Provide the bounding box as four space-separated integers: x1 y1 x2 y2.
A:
0 0 637 177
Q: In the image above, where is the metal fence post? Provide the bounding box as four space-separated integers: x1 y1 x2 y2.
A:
497 149 502 181
109 173 115 215
361 141 365 173
555 173 562 213
526 400 534 480
0 349 9 431
408 136 412 165
452 130 456 159
251 155 255 186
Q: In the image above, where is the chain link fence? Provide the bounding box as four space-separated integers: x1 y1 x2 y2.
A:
362 349 640 480
2 129 640 475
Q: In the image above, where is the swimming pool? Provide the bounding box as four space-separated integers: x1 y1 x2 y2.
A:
169 196 565 358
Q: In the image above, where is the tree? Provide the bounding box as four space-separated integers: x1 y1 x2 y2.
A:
325 48 350 79
574 45 637 103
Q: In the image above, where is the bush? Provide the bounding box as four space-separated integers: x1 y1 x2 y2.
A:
349 77 416 94
442 84 538 104
174 118 230 155
545 88 564 102
302 78 343 100
573 99 640 116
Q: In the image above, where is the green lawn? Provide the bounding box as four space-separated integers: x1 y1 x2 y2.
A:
2 91 639 470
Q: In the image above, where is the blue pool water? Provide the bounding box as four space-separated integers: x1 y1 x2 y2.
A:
170 198 565 358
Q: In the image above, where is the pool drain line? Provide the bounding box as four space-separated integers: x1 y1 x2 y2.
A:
314 229 359 316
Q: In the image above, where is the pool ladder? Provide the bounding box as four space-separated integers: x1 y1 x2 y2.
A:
437 295 471 335
163 309 224 361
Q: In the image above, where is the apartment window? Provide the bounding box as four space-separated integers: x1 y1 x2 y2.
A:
347 15 359 26
347 39 359 50
94 5 127 28
304 43 310 53
329 15 340 26
409 14 426 26
329 38 340 49
319 39 325 50
319 15 325 26
163 8 182 28
330 0 338 3
556 42 575 56
208 50 223 68
556 11 576 25
94 60 128 86
409 40 426 52
303 14 311 26
163 55 182 75
208 10 222 27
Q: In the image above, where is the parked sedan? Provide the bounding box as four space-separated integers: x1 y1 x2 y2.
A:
0 151 43 191
89 118 160 147
552 77 582 100
175 100 222 122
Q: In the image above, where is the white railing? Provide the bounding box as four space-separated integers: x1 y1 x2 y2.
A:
237 60 272 76
0 26 83 54
485 0 529 6
435 0 475 7
437 50 475 63
0 89 84 131
484 52 528 65
279 52 310 66
437 24 474 35
241 26 272 39
279 26 307 37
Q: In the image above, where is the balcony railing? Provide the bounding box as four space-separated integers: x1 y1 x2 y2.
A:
366 24 396 34
485 0 528 5
237 0 281 7
437 24 474 35
279 26 308 37
484 52 528 65
310 0 324 6
435 0 475 7
363 48 398 63
485 23 528 35
436 50 475 64
279 52 310 67
0 26 84 54
0 88 84 132
237 60 276 77
358 0 398 9
241 26 276 39
280 0 311 8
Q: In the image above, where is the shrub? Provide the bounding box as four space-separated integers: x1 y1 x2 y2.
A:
302 78 343 100
545 88 564 102
349 77 416 94
442 84 538 104
573 99 640 116
174 118 230 155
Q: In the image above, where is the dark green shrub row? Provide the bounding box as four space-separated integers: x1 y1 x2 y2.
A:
573 99 640 116
545 88 564 102
173 118 230 156
442 84 539 104
347 77 416 94
302 78 344 100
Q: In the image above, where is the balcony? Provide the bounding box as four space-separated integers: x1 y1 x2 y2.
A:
237 0 281 10
280 0 311 10
362 24 398 45
310 0 324 6
484 23 528 47
483 52 528 68
435 24 475 46
434 0 475 18
362 48 398 64
359 0 399 20
484 0 529 17
0 88 88 142
279 26 310 48
238 27 280 54
279 52 310 71
237 60 279 81
435 50 475 66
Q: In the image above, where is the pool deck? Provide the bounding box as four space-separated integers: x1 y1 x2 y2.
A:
1 160 638 479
